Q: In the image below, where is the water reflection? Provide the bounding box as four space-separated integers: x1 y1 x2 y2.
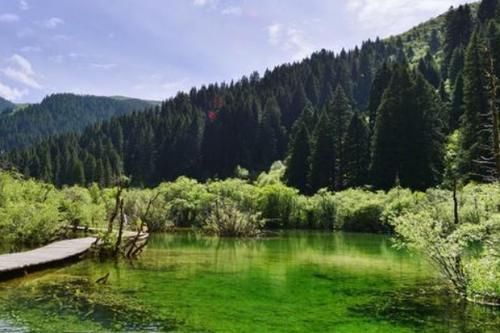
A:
0 231 498 333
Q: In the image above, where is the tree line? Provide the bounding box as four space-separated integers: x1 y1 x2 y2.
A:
0 94 153 152
3 1 500 192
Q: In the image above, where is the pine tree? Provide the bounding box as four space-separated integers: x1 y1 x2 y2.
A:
371 65 444 190
429 29 441 54
309 113 335 192
371 65 412 190
486 22 500 179
343 113 370 188
460 30 496 181
285 122 311 193
333 59 354 103
450 73 465 132
355 46 374 110
417 52 441 88
287 83 310 128
71 155 85 185
305 74 320 107
402 74 444 189
84 156 97 184
39 148 53 183
328 86 353 190
258 97 287 169
448 47 465 85
478 0 498 23
443 5 473 79
368 63 392 135
439 82 451 133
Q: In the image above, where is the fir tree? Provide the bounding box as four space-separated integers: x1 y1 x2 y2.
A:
429 29 441 54
258 97 287 169
478 0 498 23
368 63 392 135
417 52 441 88
448 47 465 85
285 122 311 193
329 86 353 190
371 65 444 190
443 5 473 78
450 73 465 131
308 113 335 192
460 30 495 181
343 113 370 188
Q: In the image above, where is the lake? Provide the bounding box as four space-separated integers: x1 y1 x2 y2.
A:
0 231 498 332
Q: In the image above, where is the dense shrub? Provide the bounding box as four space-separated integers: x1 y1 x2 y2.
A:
201 198 264 237
0 173 63 248
391 183 500 304
60 186 106 229
333 189 387 233
257 183 299 229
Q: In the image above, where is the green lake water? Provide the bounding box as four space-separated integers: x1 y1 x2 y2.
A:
0 231 498 332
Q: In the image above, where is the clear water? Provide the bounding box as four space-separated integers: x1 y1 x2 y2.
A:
0 231 498 332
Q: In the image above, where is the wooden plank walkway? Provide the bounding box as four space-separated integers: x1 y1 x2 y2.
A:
0 237 97 276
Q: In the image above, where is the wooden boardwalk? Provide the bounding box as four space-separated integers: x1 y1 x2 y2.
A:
0 237 97 277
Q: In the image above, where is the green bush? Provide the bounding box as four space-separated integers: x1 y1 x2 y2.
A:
257 183 299 229
60 186 106 229
201 198 264 237
333 189 388 233
0 172 63 248
391 183 500 303
308 190 336 229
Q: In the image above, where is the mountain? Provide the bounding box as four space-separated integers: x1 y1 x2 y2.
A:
0 93 154 152
110 95 161 105
4 1 500 189
0 97 15 114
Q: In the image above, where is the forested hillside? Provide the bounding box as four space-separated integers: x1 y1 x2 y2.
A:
0 94 153 152
4 1 500 191
0 97 15 114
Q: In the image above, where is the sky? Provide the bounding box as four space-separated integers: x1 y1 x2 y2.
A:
0 0 476 103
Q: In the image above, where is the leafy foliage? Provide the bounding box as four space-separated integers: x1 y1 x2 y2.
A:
391 184 500 304
202 198 264 237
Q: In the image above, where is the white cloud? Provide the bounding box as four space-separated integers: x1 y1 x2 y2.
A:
193 0 208 6
90 63 117 70
346 0 472 34
0 14 20 23
221 6 242 16
267 23 313 60
19 0 29 10
0 81 27 101
2 54 41 89
43 17 64 28
193 0 218 8
267 23 283 46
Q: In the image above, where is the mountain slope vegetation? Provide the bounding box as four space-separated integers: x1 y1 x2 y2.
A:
3 1 500 190
0 97 15 114
0 93 153 152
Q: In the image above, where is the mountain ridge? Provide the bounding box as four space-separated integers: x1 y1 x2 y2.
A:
0 93 155 152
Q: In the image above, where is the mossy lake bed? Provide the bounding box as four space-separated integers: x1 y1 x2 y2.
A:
0 231 498 333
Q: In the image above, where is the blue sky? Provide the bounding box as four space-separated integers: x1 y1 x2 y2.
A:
0 0 474 103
